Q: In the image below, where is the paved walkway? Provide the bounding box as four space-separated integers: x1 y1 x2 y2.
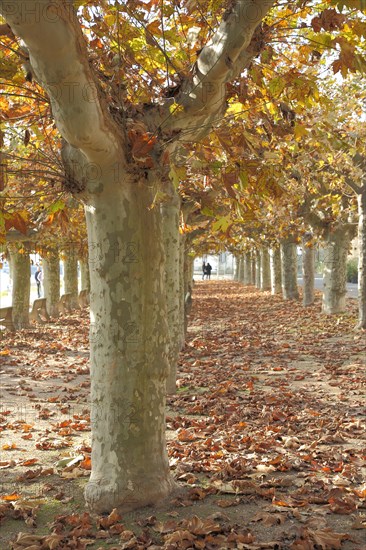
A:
297 276 358 299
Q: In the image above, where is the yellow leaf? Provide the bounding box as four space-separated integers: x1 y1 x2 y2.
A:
294 123 307 141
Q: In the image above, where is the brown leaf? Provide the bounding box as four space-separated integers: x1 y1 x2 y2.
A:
180 515 222 535
24 129 30 146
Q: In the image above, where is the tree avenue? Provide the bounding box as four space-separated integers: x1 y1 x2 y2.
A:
0 0 365 513
0 0 277 512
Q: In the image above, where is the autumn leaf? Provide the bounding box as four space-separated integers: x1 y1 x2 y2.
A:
1 493 21 501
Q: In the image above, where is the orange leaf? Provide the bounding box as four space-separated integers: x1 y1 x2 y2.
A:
21 458 38 466
2 443 17 450
1 493 21 501
272 498 290 507
80 457 91 470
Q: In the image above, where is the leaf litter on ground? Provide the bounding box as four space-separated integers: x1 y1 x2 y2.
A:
0 281 365 548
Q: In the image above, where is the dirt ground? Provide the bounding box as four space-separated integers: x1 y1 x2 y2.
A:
0 281 365 549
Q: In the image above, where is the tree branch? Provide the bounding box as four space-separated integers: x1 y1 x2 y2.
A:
0 0 124 167
5 229 39 243
162 0 275 141
345 176 362 195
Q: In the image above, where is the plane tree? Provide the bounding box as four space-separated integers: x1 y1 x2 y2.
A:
1 0 365 512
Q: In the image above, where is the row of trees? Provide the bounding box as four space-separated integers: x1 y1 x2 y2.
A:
0 0 365 512
1 244 89 325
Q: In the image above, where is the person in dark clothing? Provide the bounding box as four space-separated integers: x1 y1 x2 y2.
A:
35 265 42 298
202 261 206 280
205 262 212 280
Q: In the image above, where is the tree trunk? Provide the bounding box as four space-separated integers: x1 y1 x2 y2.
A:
302 234 315 307
243 252 251 285
183 250 194 336
9 247 30 329
357 188 366 329
322 226 351 314
260 248 271 291
80 258 90 292
84 179 176 513
238 256 244 283
43 249 60 317
255 251 261 288
179 235 186 347
63 248 79 309
234 255 239 281
162 193 182 394
251 252 256 285
270 247 282 295
280 239 299 300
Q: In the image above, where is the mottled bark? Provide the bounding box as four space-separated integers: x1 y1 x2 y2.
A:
80 258 91 293
280 239 300 300
63 249 79 309
179 236 186 346
84 179 176 513
162 193 182 394
270 247 282 295
9 247 30 329
357 189 366 328
322 226 352 314
43 249 60 317
302 234 315 307
260 248 271 291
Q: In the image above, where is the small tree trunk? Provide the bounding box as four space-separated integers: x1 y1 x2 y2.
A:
280 239 300 300
357 188 366 329
270 247 282 295
243 252 251 284
234 255 240 281
250 252 256 285
260 248 271 291
43 249 60 317
183 250 194 336
188 254 194 282
162 193 182 394
80 258 90 292
63 248 79 308
302 234 315 307
238 256 244 283
255 251 261 288
234 255 239 281
322 226 351 314
9 246 30 329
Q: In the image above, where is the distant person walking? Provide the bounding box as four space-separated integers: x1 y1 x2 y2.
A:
205 262 212 280
35 265 43 298
202 261 206 280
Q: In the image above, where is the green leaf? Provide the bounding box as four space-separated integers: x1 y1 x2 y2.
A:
169 165 187 188
0 58 18 79
201 206 214 217
48 200 65 214
239 171 248 189
269 76 285 98
212 215 231 233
